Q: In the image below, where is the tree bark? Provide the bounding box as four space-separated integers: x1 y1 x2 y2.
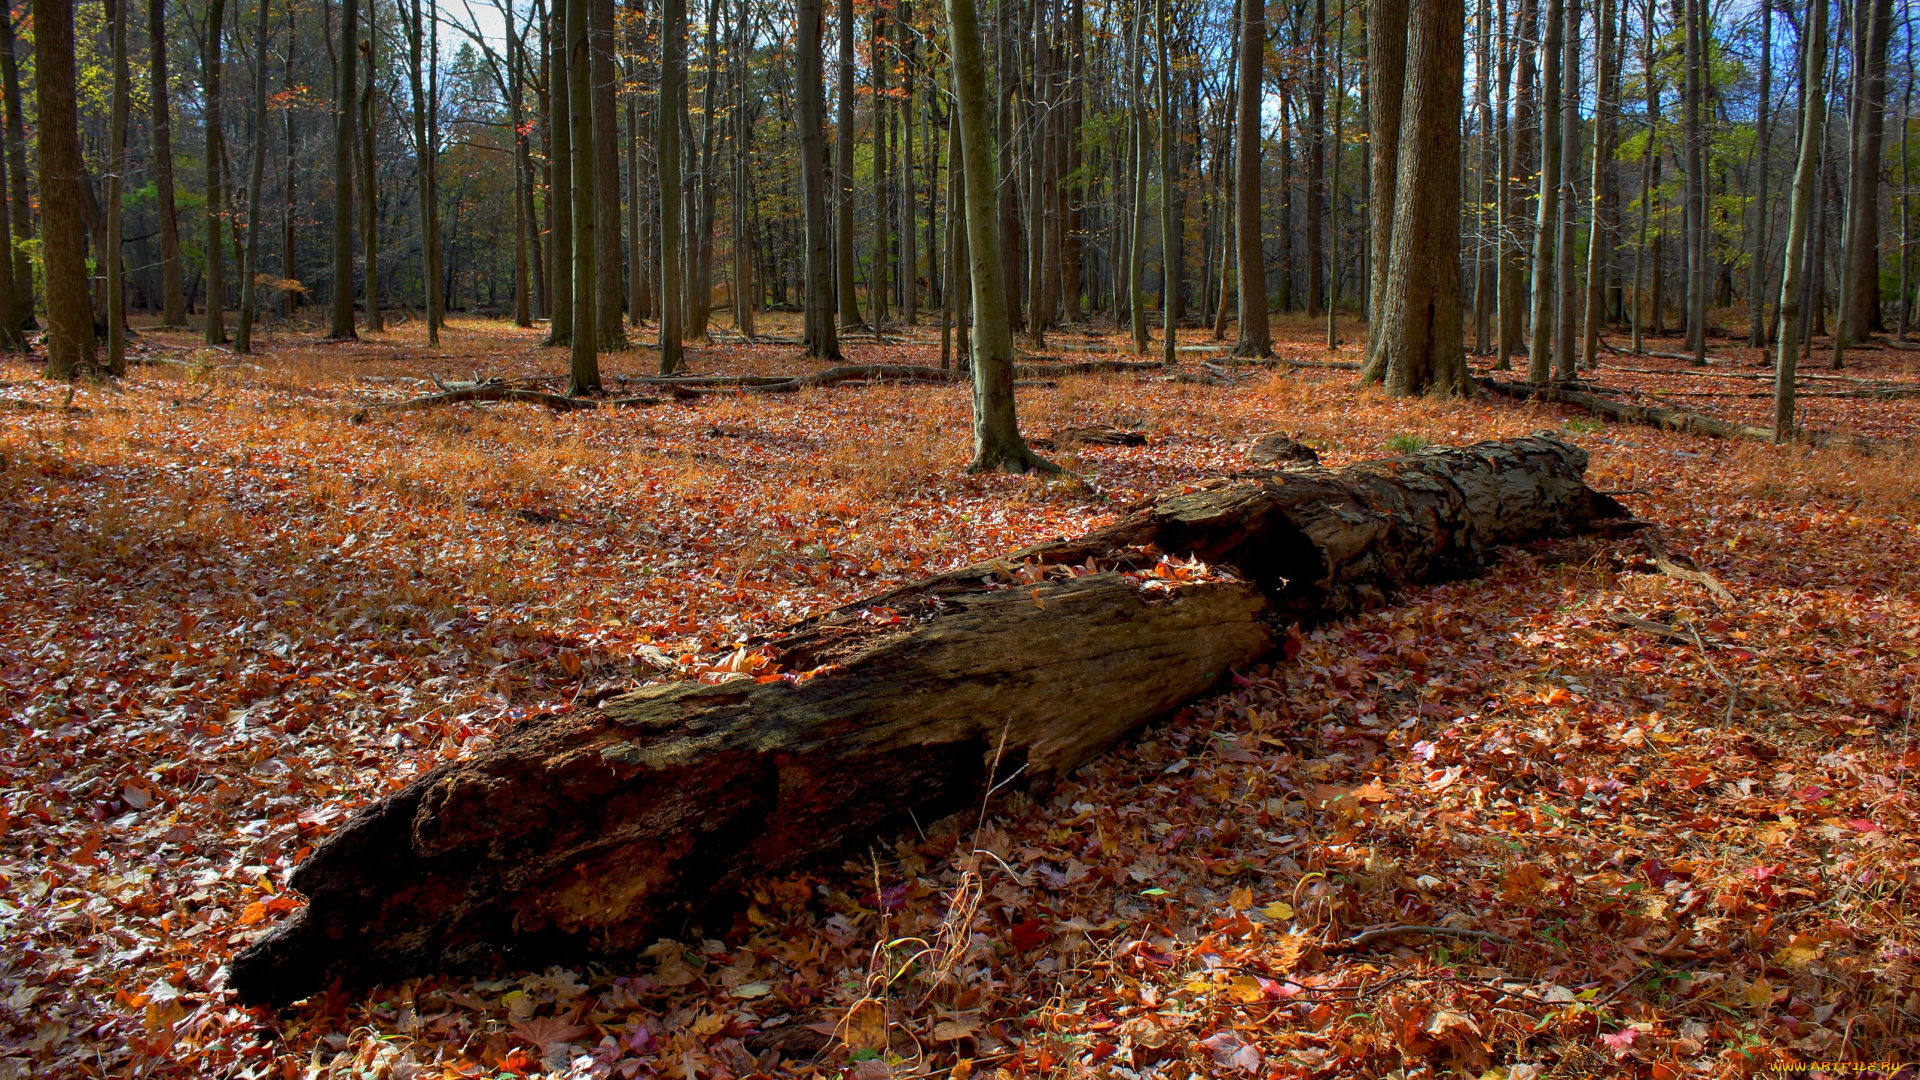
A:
105 0 131 372
1376 0 1470 396
660 0 688 367
36 0 95 376
1363 0 1406 375
229 435 1624 1007
568 0 601 392
205 0 231 344
1579 0 1614 371
1526 0 1562 383
1232 0 1270 356
147 0 184 327
235 0 270 354
1746 0 1770 347
1835 0 1894 348
593 0 627 348
329 0 357 339
1775 0 1828 439
949 0 1049 471
546 0 575 347
360 0 382 334
834 0 860 328
798 0 839 358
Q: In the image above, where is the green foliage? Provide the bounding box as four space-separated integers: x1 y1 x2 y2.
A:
1385 433 1430 455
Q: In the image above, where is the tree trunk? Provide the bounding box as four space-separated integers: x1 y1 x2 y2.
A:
147 0 184 327
235 0 270 354
1526 0 1561 382
1776 0 1828 438
1835 0 1894 348
229 436 1624 1008
35 0 96 376
949 0 1048 471
360 0 382 334
546 0 575 347
1128 1 1148 353
660 0 688 367
329 0 356 338
1746 0 1771 347
282 5 298 317
1232 0 1270 356
205 0 230 344
1376 0 1470 396
1157 0 1176 365
1495 0 1526 369
798 0 839 359
569 0 601 391
105 0 130 372
1364 0 1406 373
1551 0 1578 380
1579 0 1614 370
873 2 892 326
834 0 860 328
593 0 626 348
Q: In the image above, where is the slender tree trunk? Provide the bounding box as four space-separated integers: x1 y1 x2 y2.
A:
1325 0 1346 349
873 1 892 326
798 0 839 358
546 0 574 346
360 0 382 333
105 0 130 371
731 0 754 337
568 0 601 390
1157 0 1175 363
282 5 298 317
1232 0 1270 356
236 0 271 354
1776 0 1827 438
1747 0 1771 346
834 0 859 327
1551 0 1577 379
1579 0 1614 370
206 0 231 343
1631 0 1657 350
1682 0 1708 360
146 0 184 327
1495 0 1524 368
948 0 1052 471
1364 0 1406 374
511 7 534 326
35 0 96 375
1128 0 1148 353
1526 0 1562 382
1306 0 1326 318
1473 0 1495 353
901 0 919 325
328 0 356 338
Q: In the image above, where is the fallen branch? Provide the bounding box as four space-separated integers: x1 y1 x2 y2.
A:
229 436 1624 1006
1643 533 1736 605
1337 925 1518 951
1478 378 1891 453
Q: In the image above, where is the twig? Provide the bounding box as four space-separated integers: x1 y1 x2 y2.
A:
1643 533 1736 605
1335 925 1516 951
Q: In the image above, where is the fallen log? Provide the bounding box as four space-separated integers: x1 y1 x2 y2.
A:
228 436 1625 1007
1478 378 1889 453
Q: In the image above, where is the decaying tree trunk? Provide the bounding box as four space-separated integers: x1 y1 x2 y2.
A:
230 436 1624 1006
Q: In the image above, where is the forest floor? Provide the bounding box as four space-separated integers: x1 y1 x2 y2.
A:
1 311 1917 1079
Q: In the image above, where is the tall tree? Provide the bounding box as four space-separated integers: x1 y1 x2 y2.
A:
405 0 444 343
1363 0 1406 374
1375 0 1470 395
1835 0 1895 351
330 0 358 338
1496 0 1528 368
834 0 860 328
360 0 382 333
35 0 95 376
1746 0 1771 347
1232 0 1270 356
1526 0 1562 383
1775 0 1827 439
1157 0 1176 364
797 0 838 358
661 0 687 367
1579 0 1616 371
1680 0 1707 360
106 0 131 372
236 0 271 354
946 0 1052 471
568 0 600 391
872 0 892 326
546 0 575 346
1551 0 1578 380
1128 0 1148 353
205 0 231 344
148 0 185 326
593 0 626 347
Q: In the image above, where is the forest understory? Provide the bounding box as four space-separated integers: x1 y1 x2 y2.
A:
2 313 1918 1079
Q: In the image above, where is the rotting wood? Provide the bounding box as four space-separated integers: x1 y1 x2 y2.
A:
228 436 1626 1007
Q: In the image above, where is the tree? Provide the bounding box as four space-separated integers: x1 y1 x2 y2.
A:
206 0 232 344
236 0 272 354
405 0 444 344
1231 0 1270 357
1362 0 1406 375
149 0 186 327
1775 0 1827 439
661 0 688 368
593 0 626 349
106 0 131 372
834 0 860 328
568 0 600 392
1526 0 1562 383
35 0 96 376
945 0 1052 471
1746 0 1771 347
797 0 839 359
360 0 382 334
330 0 358 338
1156 0 1176 365
1579 0 1615 371
1373 0 1470 395
1835 0 1895 352
1127 0 1148 354
546 0 575 347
